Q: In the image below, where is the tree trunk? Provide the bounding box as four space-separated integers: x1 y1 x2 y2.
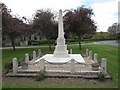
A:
11 38 16 51
78 36 82 50
48 38 52 51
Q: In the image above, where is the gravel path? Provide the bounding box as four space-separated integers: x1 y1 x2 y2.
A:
85 41 119 46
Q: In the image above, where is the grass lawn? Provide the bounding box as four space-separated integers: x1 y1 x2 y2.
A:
2 81 117 88
2 44 118 88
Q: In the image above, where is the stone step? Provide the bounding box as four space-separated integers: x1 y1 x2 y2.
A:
6 73 37 77
6 72 111 79
17 70 101 74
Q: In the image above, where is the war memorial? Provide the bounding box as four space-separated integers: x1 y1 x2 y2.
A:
6 10 110 79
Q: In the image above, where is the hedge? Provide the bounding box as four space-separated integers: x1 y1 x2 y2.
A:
28 38 117 45
28 39 55 45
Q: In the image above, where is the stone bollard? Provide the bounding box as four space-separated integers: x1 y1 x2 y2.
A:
41 59 45 70
94 53 98 63
25 53 29 64
101 58 107 74
70 59 75 74
13 58 18 74
89 51 92 60
38 49 41 57
70 49 72 54
86 49 89 57
33 51 36 60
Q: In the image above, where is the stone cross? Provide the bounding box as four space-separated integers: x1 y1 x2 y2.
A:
94 53 98 63
86 49 89 57
13 58 18 74
101 58 107 74
89 51 92 60
25 53 29 64
33 51 36 60
70 49 72 54
70 59 75 73
38 49 41 57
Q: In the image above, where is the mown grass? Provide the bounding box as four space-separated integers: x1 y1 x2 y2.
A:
2 81 117 88
2 44 118 88
2 47 54 69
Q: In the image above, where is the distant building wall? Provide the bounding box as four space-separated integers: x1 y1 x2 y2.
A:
3 34 46 46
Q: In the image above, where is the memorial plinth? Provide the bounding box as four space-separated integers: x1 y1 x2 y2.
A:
35 54 85 64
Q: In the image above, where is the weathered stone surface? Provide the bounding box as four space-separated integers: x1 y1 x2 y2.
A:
70 49 72 54
33 51 36 60
70 59 75 73
21 61 28 69
89 51 92 60
41 59 45 70
13 58 18 74
25 53 29 64
92 63 99 71
38 49 41 57
101 58 107 74
94 53 98 63
86 49 89 57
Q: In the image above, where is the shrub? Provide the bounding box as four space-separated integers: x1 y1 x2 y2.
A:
35 69 46 81
17 58 23 67
97 72 105 81
66 39 78 42
29 56 33 61
4 62 13 70
28 39 56 45
28 40 40 45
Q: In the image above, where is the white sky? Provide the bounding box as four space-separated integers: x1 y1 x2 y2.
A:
0 0 119 32
91 0 118 32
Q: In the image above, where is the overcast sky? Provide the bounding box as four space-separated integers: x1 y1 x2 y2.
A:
1 0 119 32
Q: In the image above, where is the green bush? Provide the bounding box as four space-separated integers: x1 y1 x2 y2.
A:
4 62 13 70
97 72 105 81
28 39 55 45
66 39 78 42
35 70 46 81
28 38 117 45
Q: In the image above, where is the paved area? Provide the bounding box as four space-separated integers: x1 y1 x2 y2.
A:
1 45 51 49
83 41 119 46
70 41 119 46
1 40 119 49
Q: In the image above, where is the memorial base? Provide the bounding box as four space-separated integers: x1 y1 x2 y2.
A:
35 54 85 64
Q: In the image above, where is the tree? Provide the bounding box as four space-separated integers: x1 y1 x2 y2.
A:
20 16 33 39
2 3 31 51
64 7 96 50
33 9 57 51
107 23 118 39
